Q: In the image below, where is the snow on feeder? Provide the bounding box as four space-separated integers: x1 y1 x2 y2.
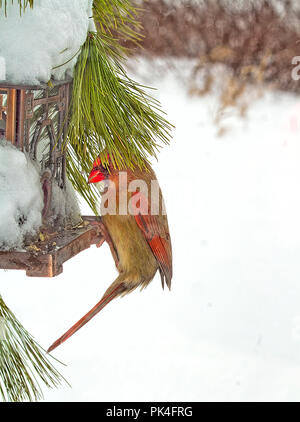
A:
0 79 103 277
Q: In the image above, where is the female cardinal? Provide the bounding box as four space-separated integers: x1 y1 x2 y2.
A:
47 157 172 353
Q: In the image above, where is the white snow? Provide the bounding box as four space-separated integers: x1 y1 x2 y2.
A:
0 140 43 250
49 180 82 229
0 136 82 250
2 58 300 401
0 0 94 85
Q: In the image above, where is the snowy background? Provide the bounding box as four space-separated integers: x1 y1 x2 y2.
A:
2 56 300 401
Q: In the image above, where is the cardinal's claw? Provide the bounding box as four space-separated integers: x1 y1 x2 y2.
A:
96 238 105 248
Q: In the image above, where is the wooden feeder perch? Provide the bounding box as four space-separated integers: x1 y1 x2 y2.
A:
0 80 103 277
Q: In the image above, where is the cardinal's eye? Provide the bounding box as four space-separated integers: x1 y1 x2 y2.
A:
94 165 109 177
100 165 109 174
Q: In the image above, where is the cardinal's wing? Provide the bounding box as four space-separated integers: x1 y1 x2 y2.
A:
134 204 172 290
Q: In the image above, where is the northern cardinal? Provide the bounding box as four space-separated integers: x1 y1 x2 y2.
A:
47 157 172 353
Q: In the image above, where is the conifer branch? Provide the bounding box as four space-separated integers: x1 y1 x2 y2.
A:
0 296 68 402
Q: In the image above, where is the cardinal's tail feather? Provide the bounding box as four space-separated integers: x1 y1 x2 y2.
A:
159 268 165 290
47 282 125 354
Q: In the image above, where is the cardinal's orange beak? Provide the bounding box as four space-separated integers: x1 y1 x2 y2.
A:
88 168 105 184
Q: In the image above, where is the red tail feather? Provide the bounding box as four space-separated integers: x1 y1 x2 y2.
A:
47 284 123 353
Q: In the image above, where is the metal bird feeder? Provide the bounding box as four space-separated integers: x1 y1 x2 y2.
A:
0 80 102 277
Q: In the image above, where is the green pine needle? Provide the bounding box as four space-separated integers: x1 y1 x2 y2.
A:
66 31 173 214
0 296 68 402
93 0 143 51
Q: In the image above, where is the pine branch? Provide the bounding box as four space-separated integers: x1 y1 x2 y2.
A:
66 32 173 213
0 296 69 402
93 0 143 51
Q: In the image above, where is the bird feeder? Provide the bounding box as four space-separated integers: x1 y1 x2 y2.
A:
0 80 102 277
